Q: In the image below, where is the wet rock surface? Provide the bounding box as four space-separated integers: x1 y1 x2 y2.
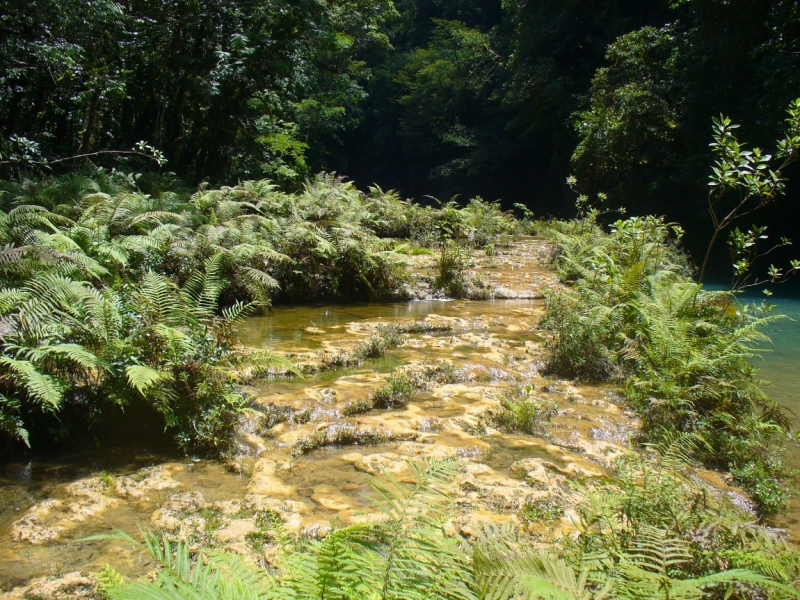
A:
0 572 96 600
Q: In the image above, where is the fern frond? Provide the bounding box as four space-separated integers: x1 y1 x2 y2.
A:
125 365 173 396
225 349 300 379
0 357 63 409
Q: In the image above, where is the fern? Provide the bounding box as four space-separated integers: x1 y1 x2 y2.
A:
225 349 300 380
542 213 794 512
125 365 174 397
612 526 800 599
100 460 469 600
366 458 473 600
99 457 800 600
473 523 611 600
0 356 63 409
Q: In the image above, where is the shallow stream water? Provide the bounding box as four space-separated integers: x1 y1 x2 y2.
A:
0 452 248 587
1 239 609 593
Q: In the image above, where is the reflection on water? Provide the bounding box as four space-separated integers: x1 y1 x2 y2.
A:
238 299 539 350
239 300 462 350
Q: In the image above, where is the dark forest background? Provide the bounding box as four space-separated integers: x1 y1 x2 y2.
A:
2 0 800 271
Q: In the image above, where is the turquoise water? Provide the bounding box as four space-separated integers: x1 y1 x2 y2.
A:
748 296 800 421
749 295 800 534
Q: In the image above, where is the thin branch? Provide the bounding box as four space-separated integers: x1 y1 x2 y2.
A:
48 150 159 165
0 150 162 166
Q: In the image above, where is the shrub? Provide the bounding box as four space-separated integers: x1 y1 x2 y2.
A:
434 240 471 298
372 373 416 409
565 436 800 596
540 291 616 381
355 325 404 360
491 393 557 437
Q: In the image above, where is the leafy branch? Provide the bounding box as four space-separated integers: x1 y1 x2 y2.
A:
699 98 800 287
0 137 167 168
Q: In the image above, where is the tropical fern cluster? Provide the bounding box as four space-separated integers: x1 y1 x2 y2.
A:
540 212 793 513
565 435 800 599
99 456 800 599
0 171 518 450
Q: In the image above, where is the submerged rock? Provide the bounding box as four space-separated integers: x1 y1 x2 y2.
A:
11 499 66 544
248 458 296 497
311 485 360 511
113 465 181 499
0 572 96 599
341 452 416 482
10 464 189 547
214 518 257 543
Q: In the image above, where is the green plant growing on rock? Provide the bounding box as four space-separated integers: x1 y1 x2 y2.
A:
394 321 454 335
341 361 465 417
372 373 416 409
491 391 557 437
413 360 465 386
435 239 472 298
355 325 404 361
340 397 376 417
291 424 391 456
519 494 565 526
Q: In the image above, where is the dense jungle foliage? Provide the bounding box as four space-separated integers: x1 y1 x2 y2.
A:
0 171 517 451
4 0 800 597
3 0 800 230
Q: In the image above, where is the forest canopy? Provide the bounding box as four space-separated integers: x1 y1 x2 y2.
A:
2 0 799 225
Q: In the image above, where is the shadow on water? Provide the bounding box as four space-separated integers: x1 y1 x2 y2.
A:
0 443 250 589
